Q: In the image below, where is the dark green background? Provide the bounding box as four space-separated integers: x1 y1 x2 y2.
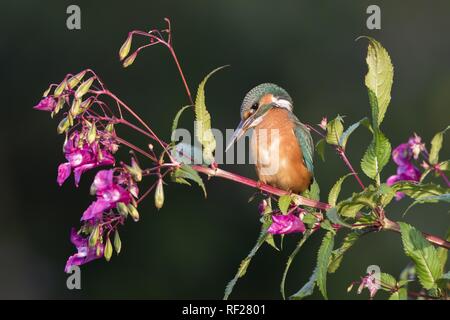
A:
1 0 449 299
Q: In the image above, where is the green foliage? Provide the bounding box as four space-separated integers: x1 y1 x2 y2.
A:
171 105 191 141
399 223 442 290
278 195 292 214
290 267 318 300
316 231 335 299
328 232 360 273
392 181 449 200
194 66 227 164
171 164 207 197
338 118 368 150
326 207 352 228
328 173 353 207
429 125 450 165
316 139 326 162
337 185 379 218
224 217 271 300
361 37 394 127
325 116 344 146
281 230 313 299
361 129 391 182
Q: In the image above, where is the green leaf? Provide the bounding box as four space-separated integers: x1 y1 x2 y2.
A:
328 173 353 207
303 179 320 201
437 228 450 275
325 116 344 146
325 207 352 228
265 234 280 251
398 222 442 290
429 126 450 165
389 288 407 300
403 193 450 216
278 195 292 214
337 185 379 218
290 267 318 300
316 139 326 162
339 118 367 149
380 273 397 289
361 129 391 181
171 164 207 197
171 105 192 141
195 66 227 164
392 181 449 200
281 230 313 299
328 232 359 273
361 37 394 126
316 231 335 299
224 222 270 300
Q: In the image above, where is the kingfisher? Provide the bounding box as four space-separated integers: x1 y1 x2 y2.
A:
225 83 314 193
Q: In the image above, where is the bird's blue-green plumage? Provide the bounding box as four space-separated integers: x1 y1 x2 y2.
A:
292 115 314 175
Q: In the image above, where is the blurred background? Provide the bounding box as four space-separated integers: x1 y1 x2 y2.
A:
1 0 449 299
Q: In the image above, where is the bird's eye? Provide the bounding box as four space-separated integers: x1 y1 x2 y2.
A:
251 102 259 110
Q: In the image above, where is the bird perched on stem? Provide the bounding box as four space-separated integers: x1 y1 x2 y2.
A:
226 83 314 193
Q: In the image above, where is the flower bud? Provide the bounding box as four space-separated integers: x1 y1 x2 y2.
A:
347 283 354 293
54 81 67 97
67 70 87 89
127 204 140 222
119 34 132 61
154 179 164 210
105 123 115 133
123 52 137 68
75 77 95 100
96 244 103 257
87 122 97 144
116 202 129 217
125 158 142 182
89 226 100 248
113 230 122 254
70 98 81 117
104 237 113 262
57 117 70 134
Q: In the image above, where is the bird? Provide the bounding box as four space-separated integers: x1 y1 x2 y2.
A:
225 83 314 193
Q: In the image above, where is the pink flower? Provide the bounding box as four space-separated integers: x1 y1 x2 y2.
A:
268 213 305 235
65 228 103 273
57 133 115 186
81 169 131 221
408 134 425 160
357 273 380 298
33 97 56 112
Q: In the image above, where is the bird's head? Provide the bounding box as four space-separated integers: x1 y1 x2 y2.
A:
225 83 293 152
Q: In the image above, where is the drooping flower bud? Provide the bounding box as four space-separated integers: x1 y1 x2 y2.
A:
89 225 100 248
57 117 70 134
154 179 164 210
75 77 95 100
54 80 67 97
113 230 121 254
123 52 137 68
87 122 97 144
116 202 129 217
70 98 81 117
119 34 132 61
67 70 87 89
125 158 142 182
104 237 113 262
127 204 140 222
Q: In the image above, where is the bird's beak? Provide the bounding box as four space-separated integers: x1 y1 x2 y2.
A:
225 116 255 152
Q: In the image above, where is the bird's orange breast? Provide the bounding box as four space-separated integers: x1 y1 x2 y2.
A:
251 108 312 193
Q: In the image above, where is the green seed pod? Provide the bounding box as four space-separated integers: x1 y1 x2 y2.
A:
87 122 97 144
113 230 121 254
104 237 113 262
116 202 129 217
75 77 95 100
89 226 100 248
119 34 132 61
123 52 137 68
154 179 164 210
67 70 87 89
57 117 70 134
70 98 81 117
54 81 66 97
127 204 140 222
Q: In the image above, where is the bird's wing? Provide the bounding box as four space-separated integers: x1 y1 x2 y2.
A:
292 116 314 175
